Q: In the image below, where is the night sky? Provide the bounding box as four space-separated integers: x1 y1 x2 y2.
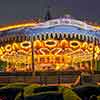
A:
0 0 100 24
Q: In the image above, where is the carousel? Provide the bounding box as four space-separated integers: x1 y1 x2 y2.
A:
0 16 100 72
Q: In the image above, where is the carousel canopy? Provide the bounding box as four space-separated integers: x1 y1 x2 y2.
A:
0 17 100 39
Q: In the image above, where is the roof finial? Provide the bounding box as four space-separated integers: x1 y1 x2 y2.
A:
44 5 52 21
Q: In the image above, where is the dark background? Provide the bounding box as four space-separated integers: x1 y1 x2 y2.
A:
0 0 100 24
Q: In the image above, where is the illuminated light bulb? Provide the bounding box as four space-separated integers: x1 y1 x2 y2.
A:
56 64 60 70
34 40 42 48
94 53 98 59
88 43 93 51
20 41 31 50
12 43 20 51
5 44 12 52
70 40 80 49
1 46 6 53
60 40 69 48
44 39 58 48
0 49 3 56
95 46 100 54
0 55 6 61
81 42 88 50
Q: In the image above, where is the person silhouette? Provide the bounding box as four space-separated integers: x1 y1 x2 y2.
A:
89 95 97 100
19 89 24 100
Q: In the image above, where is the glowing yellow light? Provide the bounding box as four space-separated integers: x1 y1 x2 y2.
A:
85 50 90 54
70 40 80 49
56 64 60 70
88 43 93 51
95 53 98 59
17 49 27 54
0 55 6 61
5 44 12 52
81 42 88 50
93 26 100 30
44 40 58 48
0 23 37 31
20 41 31 50
51 48 62 55
39 48 49 55
12 43 20 50
1 46 5 53
0 49 3 56
95 46 100 54
34 40 42 48
11 51 16 55
60 39 69 48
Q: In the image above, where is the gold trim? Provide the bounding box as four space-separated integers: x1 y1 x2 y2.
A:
0 23 37 31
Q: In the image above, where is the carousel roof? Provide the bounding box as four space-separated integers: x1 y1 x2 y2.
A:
0 17 100 38
25 18 100 39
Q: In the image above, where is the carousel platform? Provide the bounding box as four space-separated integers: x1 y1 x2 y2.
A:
0 71 99 85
